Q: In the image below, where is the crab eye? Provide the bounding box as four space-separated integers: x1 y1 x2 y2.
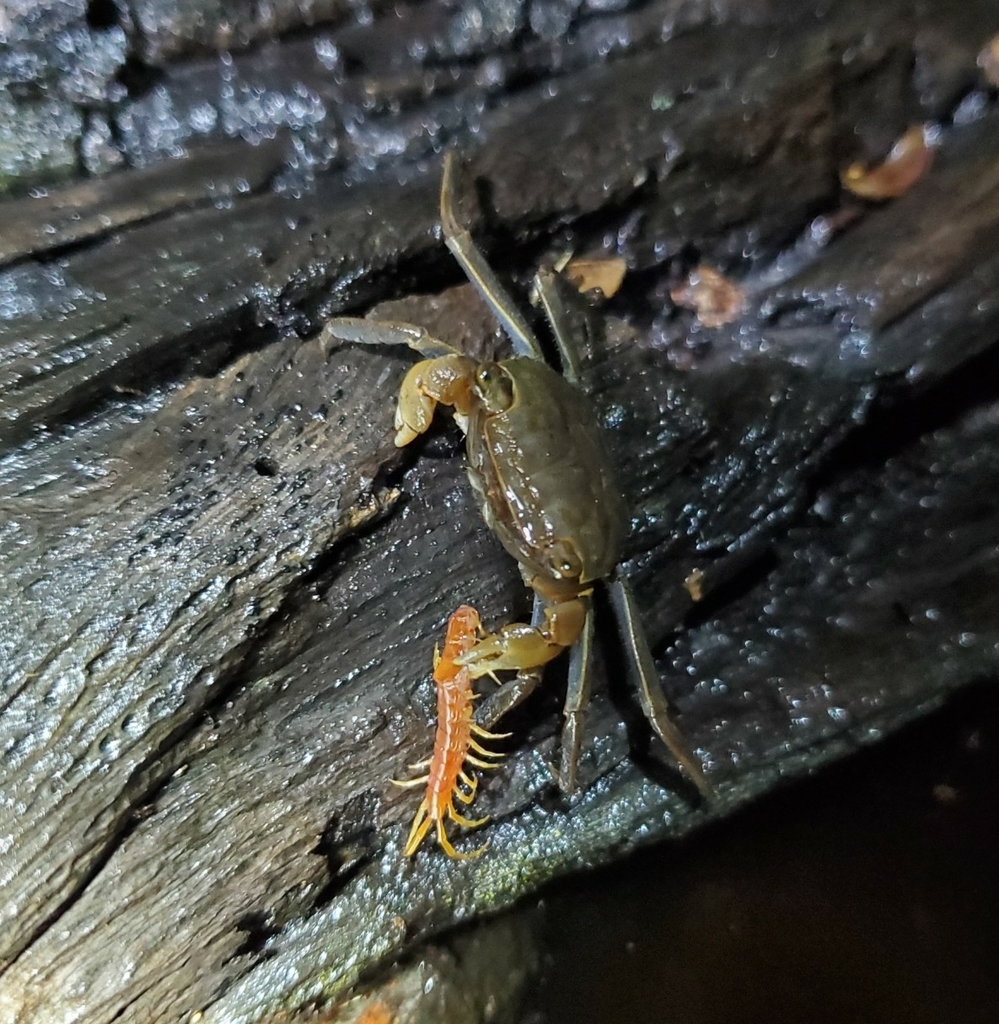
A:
474 363 514 412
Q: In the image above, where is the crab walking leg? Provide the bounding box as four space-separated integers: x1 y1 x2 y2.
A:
559 598 595 793
473 669 542 735
440 151 546 362
608 574 713 798
532 266 587 386
318 317 462 359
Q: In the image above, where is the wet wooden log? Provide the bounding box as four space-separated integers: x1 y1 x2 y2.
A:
2 0 999 1021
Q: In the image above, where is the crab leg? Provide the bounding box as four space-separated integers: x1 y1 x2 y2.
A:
318 317 461 360
532 266 588 385
559 597 595 793
608 573 713 798
440 151 546 362
534 268 710 796
475 668 543 734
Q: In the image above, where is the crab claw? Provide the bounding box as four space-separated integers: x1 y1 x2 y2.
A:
394 354 478 447
395 364 439 446
457 623 566 677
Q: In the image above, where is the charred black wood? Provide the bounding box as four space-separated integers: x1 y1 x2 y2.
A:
2 1 999 1021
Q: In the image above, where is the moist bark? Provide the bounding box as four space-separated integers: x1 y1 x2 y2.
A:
1 1 998 1021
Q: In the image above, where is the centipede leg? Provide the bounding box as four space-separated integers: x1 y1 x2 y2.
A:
448 804 489 829
467 738 504 759
436 818 487 860
471 723 511 741
403 800 433 857
465 754 503 769
392 776 429 789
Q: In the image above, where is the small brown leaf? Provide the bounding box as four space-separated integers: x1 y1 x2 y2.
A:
978 34 999 87
684 568 705 602
670 265 745 328
932 783 960 805
840 125 933 200
564 256 627 298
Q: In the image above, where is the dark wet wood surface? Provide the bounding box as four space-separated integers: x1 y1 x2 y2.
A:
2 1 999 1021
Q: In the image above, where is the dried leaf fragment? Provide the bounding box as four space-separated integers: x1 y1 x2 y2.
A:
684 568 705 602
932 783 960 805
978 34 999 87
564 256 627 298
840 125 933 200
670 265 745 328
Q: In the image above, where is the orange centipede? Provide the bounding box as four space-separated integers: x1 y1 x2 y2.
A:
394 605 508 858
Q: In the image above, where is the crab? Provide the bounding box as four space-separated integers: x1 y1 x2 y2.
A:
321 152 710 797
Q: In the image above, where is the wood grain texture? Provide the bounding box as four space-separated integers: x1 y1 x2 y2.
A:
2 0 999 1021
